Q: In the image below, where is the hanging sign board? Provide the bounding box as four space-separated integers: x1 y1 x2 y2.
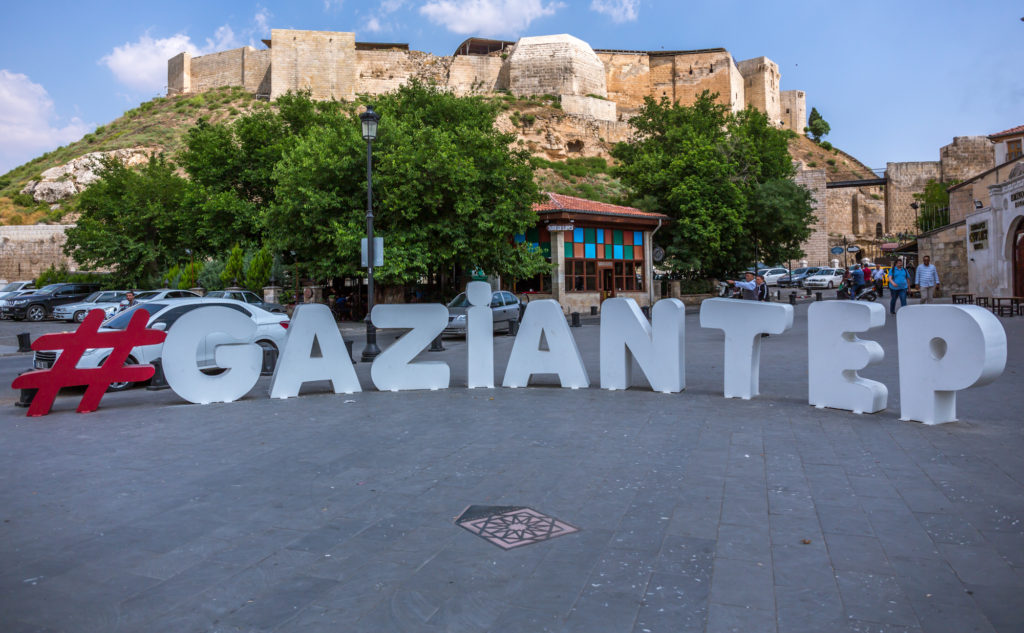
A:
847 245 861 253
547 225 574 231
361 237 384 267
830 246 844 255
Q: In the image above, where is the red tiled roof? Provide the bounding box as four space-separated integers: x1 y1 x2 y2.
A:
533 192 669 219
989 125 1024 139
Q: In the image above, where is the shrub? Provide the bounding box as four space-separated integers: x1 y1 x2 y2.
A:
680 278 714 295
12 193 34 207
806 161 818 168
826 158 837 166
521 113 536 126
820 141 833 151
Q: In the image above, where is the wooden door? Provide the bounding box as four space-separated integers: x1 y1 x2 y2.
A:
601 268 615 300
1014 223 1024 298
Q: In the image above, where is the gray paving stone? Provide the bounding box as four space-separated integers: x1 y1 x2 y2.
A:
835 570 919 627
706 602 775 633
710 557 773 611
632 571 709 633
715 522 771 563
824 533 892 573
774 583 845 633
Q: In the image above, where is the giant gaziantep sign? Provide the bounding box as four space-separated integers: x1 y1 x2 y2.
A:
14 282 1007 425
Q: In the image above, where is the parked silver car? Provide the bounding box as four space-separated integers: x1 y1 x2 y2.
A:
444 290 521 336
204 289 286 314
53 290 129 322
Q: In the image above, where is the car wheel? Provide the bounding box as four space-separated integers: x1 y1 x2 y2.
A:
27 305 46 321
74 311 87 323
827 282 833 289
106 356 139 392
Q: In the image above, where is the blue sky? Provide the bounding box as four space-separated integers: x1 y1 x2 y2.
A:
1 0 1022 175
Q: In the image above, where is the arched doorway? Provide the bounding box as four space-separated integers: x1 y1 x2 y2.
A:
1014 220 1024 297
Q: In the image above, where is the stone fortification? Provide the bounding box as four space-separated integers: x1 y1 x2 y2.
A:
507 34 607 98
884 161 942 233
0 226 75 281
168 29 807 131
939 136 994 183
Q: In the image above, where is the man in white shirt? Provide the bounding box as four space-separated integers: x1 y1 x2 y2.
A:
915 256 941 304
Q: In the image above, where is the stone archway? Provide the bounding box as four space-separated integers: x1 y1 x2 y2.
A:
1014 218 1024 297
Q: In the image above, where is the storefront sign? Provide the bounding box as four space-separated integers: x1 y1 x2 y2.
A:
547 224 574 231
1012 190 1024 208
13 285 1007 426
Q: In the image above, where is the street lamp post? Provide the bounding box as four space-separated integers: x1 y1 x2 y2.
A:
360 106 382 362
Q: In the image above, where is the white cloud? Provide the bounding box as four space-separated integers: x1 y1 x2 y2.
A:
0 70 92 174
365 17 384 32
324 0 343 9
590 0 638 23
419 0 563 36
100 27 239 93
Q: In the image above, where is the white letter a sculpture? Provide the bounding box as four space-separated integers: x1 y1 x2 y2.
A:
502 299 589 389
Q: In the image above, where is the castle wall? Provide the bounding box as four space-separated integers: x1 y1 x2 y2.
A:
245 48 271 96
508 34 607 98
447 55 506 95
649 51 737 110
917 221 968 294
269 29 357 100
190 48 246 92
355 49 420 95
737 57 781 125
939 135 994 183
168 52 190 95
597 52 651 110
826 187 885 239
0 226 75 281
885 161 942 233
795 169 829 265
780 90 805 133
560 95 616 121
728 59 745 113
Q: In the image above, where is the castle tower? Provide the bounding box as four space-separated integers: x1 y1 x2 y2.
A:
780 90 806 133
736 57 781 125
507 34 607 98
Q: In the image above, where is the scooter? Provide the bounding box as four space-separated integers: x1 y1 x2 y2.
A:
718 281 742 299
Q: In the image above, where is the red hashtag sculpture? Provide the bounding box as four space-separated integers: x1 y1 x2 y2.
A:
12 308 166 417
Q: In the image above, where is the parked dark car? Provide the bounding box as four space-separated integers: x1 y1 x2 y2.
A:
4 283 102 321
776 267 821 289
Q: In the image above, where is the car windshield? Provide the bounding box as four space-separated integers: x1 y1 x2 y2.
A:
99 291 126 302
1 283 24 292
103 303 168 329
813 270 832 276
35 284 62 295
447 293 471 308
83 292 103 303
791 268 809 275
134 291 160 301
205 291 227 298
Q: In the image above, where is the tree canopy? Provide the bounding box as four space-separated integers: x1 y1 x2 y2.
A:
612 92 816 275
65 84 548 289
805 107 831 143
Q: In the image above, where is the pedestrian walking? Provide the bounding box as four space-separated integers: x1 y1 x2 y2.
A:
889 259 909 315
915 255 940 304
872 265 885 294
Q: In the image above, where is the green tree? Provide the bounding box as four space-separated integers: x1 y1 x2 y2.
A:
612 92 814 276
245 246 273 291
179 260 201 289
64 155 192 286
267 83 547 285
221 244 245 286
805 107 831 143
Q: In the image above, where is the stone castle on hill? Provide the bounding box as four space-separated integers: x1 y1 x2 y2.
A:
167 29 806 132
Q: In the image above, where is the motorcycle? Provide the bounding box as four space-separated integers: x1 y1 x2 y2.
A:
718 281 742 299
836 281 877 302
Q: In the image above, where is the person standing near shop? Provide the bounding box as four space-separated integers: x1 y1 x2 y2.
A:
915 255 941 304
889 259 910 315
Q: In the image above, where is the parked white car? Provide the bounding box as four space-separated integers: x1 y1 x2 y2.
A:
803 268 845 289
0 281 35 300
53 290 130 323
758 268 790 286
32 299 290 391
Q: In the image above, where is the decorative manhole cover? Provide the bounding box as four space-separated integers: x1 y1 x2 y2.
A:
455 505 579 550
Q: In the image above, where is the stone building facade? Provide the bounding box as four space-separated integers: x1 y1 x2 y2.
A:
168 29 807 132
794 169 829 265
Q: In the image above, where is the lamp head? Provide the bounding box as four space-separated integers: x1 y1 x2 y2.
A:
360 106 380 141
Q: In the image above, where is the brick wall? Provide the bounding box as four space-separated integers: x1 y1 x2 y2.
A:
190 48 246 92
885 161 941 233
508 34 607 98
939 136 994 183
780 90 805 132
270 29 357 100
0 226 75 281
795 169 829 264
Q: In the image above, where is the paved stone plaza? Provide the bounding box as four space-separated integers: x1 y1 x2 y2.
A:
1 302 1022 632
